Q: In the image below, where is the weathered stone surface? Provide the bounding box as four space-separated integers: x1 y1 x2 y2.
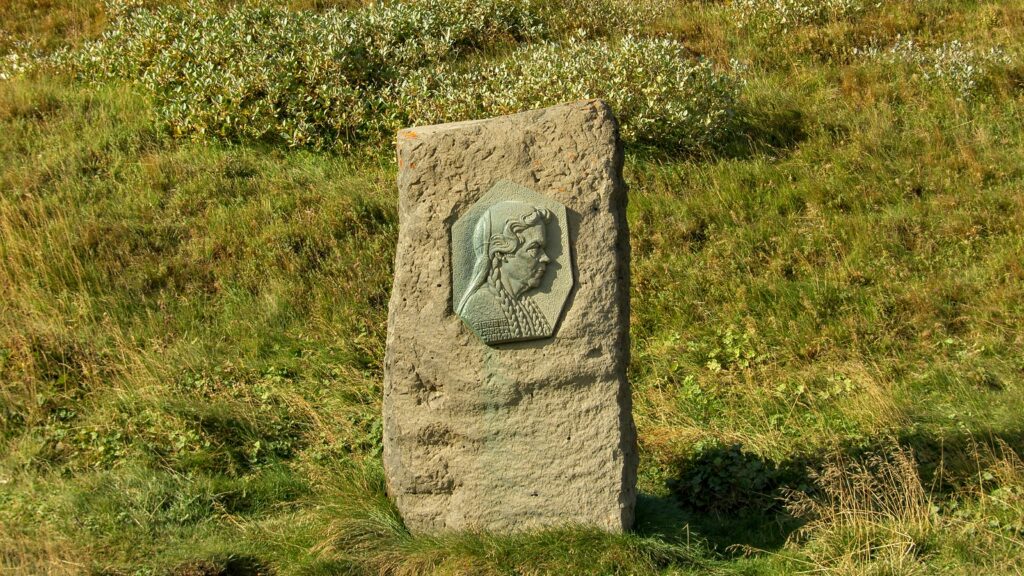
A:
383 99 637 533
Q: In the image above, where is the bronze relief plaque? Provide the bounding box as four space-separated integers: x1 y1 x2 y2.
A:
451 181 573 345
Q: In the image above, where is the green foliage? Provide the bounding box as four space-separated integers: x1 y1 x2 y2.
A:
36 0 729 151
686 325 766 373
731 0 868 31
52 0 544 149
0 50 30 81
399 35 739 150
857 37 1016 99
774 373 857 407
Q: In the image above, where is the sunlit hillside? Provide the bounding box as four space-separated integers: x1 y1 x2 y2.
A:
2 1 1022 574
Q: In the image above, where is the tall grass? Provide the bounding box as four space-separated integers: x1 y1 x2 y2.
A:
785 440 1024 574
786 444 937 573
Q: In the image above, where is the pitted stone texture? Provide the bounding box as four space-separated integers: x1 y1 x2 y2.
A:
384 100 637 533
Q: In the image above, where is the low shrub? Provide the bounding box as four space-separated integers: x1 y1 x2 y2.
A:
397 35 740 150
39 0 734 152
71 0 544 82
856 37 1014 99
54 0 545 149
0 51 30 81
732 0 867 31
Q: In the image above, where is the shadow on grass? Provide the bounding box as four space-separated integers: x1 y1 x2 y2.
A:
161 429 1024 574
658 428 1024 557
657 444 810 556
715 105 809 160
897 426 1024 494
638 495 805 556
167 555 271 576
633 491 799 556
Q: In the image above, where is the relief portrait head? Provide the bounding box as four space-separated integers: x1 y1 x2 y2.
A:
456 201 554 344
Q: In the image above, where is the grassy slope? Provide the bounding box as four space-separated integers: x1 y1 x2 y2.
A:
1 1 1023 575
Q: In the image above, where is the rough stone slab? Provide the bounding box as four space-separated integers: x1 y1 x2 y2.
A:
383 100 637 533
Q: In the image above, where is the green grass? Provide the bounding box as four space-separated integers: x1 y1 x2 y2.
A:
2 0 1024 574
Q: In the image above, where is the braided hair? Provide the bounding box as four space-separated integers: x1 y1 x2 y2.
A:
456 203 551 318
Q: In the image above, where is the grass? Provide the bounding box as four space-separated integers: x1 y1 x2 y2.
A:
2 0 1023 574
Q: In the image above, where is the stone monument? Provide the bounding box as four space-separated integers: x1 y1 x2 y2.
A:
383 100 637 533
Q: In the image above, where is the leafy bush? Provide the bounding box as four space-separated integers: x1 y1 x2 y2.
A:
0 28 33 81
42 1 733 151
685 326 767 372
75 0 544 80
397 35 739 150
732 0 867 30
857 37 1014 99
0 51 29 81
55 0 545 149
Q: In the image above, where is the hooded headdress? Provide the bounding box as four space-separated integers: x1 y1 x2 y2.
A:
456 201 549 315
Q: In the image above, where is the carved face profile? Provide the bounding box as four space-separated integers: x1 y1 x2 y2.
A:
456 201 553 344
451 181 572 346
495 212 551 296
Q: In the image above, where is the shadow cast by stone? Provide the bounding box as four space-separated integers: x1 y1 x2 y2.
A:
167 555 271 576
665 444 808 554
655 428 1024 556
